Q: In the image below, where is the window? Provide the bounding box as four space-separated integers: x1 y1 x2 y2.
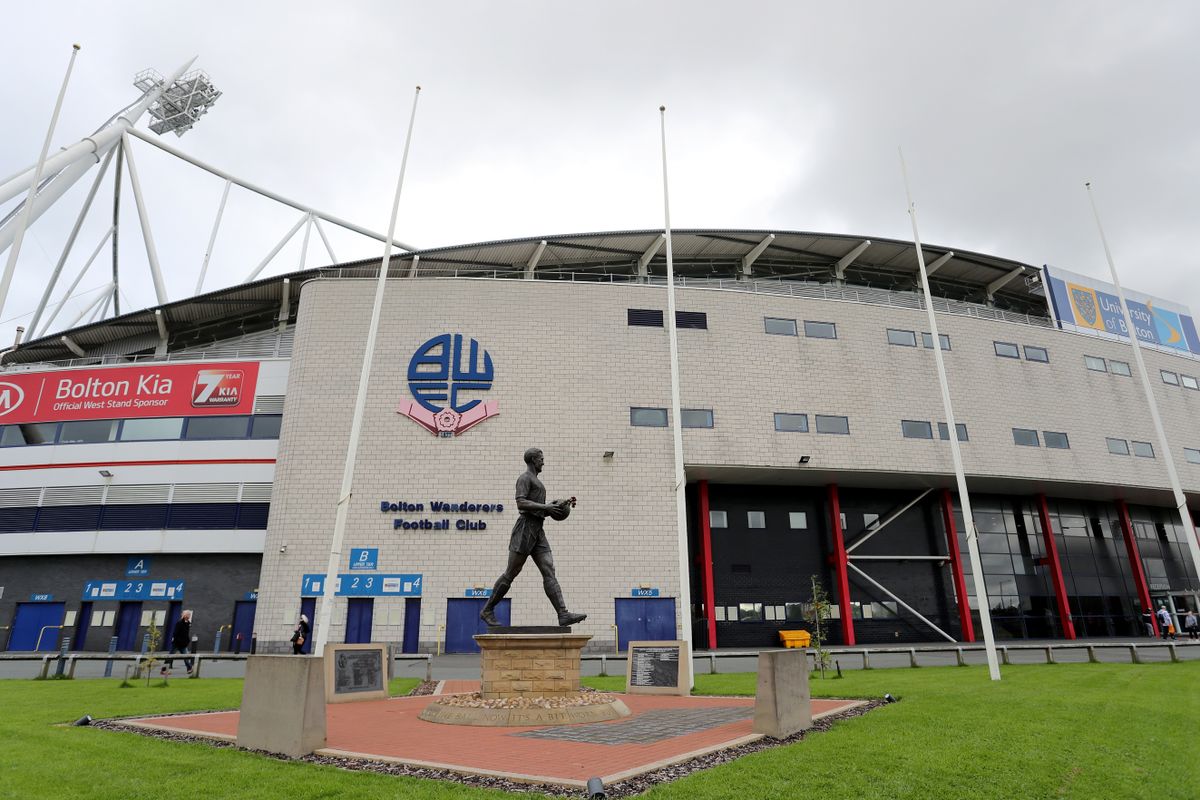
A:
630 407 668 427
888 329 918 347
250 414 283 439
1012 428 1040 447
747 511 766 529
1132 441 1155 458
737 603 764 623
921 332 951 350
675 311 707 330
784 602 806 622
627 308 664 327
901 420 934 439
1185 448 1200 464
1084 356 1107 372
57 419 118 444
1024 345 1049 363
1110 360 1131 377
774 413 808 432
815 415 850 435
804 320 837 339
1043 431 1070 449
1107 438 1130 456
119 417 184 441
681 409 714 429
0 423 58 446
1183 375 1199 390
788 512 808 529
1161 370 1180 386
184 415 252 439
709 510 728 528
937 422 969 442
764 317 797 336
994 341 1020 359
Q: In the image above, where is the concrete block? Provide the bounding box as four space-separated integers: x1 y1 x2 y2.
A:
753 649 811 739
237 655 326 758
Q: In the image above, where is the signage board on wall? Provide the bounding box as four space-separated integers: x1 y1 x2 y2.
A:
82 580 184 600
464 588 491 598
29 593 54 601
396 333 499 437
0 362 260 425
126 557 151 577
300 573 422 597
631 588 660 597
1043 265 1200 354
349 548 378 570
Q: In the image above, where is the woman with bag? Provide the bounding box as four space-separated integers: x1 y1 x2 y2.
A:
291 614 310 654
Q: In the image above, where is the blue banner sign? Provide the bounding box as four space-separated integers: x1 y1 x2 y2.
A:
631 587 660 597
1044 265 1200 354
464 588 492 598
82 580 185 601
349 548 378 570
244 591 259 601
300 573 422 597
125 557 151 577
30 593 54 602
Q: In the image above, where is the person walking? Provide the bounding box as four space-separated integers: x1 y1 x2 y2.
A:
291 614 310 655
1155 605 1175 641
1184 609 1199 641
163 609 194 675
1140 608 1156 637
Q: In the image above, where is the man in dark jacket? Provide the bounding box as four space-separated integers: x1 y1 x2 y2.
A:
163 609 194 675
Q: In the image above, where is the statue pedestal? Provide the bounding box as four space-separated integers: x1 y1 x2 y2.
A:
477 632 590 698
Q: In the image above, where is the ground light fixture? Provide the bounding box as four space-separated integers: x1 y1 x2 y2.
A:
72 715 92 726
586 776 606 799
884 693 897 704
98 470 113 478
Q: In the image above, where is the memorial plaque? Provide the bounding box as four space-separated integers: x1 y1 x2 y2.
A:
625 640 691 696
323 643 389 703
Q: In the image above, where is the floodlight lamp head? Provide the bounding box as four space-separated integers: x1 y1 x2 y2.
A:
133 67 222 137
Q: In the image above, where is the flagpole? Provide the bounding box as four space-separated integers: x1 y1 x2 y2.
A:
312 85 421 656
1085 182 1200 587
659 106 694 679
900 147 1001 680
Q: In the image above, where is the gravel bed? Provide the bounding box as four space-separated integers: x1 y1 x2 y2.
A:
92 695 883 797
432 688 611 709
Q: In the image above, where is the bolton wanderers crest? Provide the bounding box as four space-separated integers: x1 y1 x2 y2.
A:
396 334 499 437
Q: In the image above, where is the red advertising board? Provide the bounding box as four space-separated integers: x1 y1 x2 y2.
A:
0 362 260 425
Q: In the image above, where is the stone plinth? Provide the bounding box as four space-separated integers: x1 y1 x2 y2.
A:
237 655 326 757
475 633 590 698
752 648 812 739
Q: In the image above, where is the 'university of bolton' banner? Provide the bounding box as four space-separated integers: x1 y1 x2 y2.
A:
1043 265 1200 355
0 361 260 425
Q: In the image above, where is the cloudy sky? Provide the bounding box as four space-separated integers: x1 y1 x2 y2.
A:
2 1 1198 340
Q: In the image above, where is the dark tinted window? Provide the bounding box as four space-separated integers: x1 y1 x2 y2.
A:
804 321 836 339
774 413 808 432
1012 428 1040 447
675 311 707 329
627 309 664 327
901 420 934 439
250 415 283 439
815 415 850 435
0 423 58 446
630 407 668 427
184 415 252 439
995 341 1020 358
58 419 118 444
681 409 713 428
764 317 797 336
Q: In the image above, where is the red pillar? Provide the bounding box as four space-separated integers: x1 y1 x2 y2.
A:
1035 493 1076 640
827 483 855 646
1116 499 1158 636
941 489 975 642
697 480 717 650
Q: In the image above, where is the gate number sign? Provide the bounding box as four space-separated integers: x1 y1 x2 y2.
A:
301 573 422 597
83 580 185 600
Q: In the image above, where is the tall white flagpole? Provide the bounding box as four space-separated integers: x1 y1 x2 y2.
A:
900 147 1001 680
1085 182 1200 586
312 86 421 656
0 44 81 324
659 106 694 677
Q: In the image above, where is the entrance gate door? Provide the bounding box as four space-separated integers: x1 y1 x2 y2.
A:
614 597 676 651
445 598 510 653
8 602 65 651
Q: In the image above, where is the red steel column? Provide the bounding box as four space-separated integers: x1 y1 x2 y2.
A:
827 483 855 646
941 489 975 642
1035 493 1076 640
1116 499 1158 636
697 480 717 649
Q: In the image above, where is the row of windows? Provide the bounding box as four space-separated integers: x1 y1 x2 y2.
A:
0 502 270 533
716 601 898 623
627 309 708 329
1013 428 1070 449
1160 369 1200 390
629 408 851 434
0 414 282 447
709 510 810 530
887 329 952 350
1084 355 1132 376
901 420 969 441
995 341 1049 362
1106 438 1155 458
764 318 838 339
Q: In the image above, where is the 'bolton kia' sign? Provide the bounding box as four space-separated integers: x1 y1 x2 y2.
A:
0 362 259 425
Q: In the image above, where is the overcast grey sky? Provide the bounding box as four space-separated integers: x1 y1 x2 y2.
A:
3 1 1199 338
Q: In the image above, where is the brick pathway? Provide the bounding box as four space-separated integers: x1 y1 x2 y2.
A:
130 693 861 788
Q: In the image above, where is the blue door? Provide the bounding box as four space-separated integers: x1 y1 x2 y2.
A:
232 601 257 653
615 597 677 651
402 598 421 653
298 597 316 654
345 598 374 644
445 598 510 653
164 602 182 651
115 602 143 651
75 602 93 651
8 602 65 651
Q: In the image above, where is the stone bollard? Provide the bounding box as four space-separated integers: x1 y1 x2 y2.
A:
753 649 811 739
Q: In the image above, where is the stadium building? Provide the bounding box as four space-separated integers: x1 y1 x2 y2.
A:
1 230 1198 655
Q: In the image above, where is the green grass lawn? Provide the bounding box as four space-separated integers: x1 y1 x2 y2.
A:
0 663 1195 799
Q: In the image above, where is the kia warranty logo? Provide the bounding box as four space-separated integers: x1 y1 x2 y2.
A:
396 333 499 437
0 381 25 417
